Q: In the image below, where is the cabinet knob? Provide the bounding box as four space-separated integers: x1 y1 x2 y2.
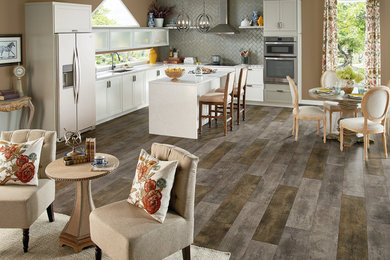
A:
133 75 137 82
107 81 111 88
157 70 160 77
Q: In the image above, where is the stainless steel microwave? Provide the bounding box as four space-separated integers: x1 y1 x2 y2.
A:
264 37 297 57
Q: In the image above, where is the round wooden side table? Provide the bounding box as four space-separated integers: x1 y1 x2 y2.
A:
45 153 119 252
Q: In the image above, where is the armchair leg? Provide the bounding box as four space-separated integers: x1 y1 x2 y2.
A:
95 246 102 260
23 228 29 253
46 203 54 222
182 245 191 260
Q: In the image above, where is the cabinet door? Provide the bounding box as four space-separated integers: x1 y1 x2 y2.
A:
279 0 297 32
152 30 169 46
122 74 134 111
110 30 132 50
96 79 108 122
133 30 152 48
247 68 264 85
246 85 264 102
94 29 109 52
54 3 91 33
133 72 145 107
264 1 280 31
107 77 122 116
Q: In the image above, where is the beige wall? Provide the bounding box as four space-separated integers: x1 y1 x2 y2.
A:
0 0 153 90
301 0 390 100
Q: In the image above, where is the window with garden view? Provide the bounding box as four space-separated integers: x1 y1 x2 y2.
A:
337 0 366 74
92 0 150 68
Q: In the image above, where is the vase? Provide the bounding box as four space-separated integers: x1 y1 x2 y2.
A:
154 18 164 27
252 11 259 26
148 13 155 27
343 80 354 94
149 48 157 64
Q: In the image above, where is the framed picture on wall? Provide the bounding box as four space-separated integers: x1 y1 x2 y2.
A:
0 35 22 66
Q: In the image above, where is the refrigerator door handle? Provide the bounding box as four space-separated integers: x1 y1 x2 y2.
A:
72 40 81 104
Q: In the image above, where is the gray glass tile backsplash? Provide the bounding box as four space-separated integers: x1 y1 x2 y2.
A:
159 0 264 65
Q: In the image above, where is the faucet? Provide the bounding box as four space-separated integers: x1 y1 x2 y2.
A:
111 52 121 71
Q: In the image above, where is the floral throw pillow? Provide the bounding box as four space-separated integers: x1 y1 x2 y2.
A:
127 149 178 223
0 137 44 186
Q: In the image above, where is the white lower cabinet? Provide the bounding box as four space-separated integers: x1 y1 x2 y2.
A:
246 67 264 102
96 70 150 124
96 77 122 122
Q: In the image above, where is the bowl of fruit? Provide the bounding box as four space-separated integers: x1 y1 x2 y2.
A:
165 68 185 82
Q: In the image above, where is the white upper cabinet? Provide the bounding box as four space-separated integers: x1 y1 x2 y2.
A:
54 3 91 33
110 30 133 50
93 28 169 52
264 0 297 36
94 29 110 52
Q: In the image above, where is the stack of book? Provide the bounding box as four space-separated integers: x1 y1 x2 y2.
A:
0 90 20 101
63 152 87 166
85 138 96 162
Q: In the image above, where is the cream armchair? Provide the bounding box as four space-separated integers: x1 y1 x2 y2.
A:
90 143 199 260
0 129 56 252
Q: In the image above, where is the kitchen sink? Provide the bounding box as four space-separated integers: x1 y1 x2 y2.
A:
113 68 133 73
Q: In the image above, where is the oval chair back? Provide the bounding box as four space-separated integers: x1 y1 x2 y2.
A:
287 76 299 113
362 86 390 124
224 71 235 104
321 70 338 88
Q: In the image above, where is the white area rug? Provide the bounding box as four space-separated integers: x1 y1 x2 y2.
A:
0 213 230 260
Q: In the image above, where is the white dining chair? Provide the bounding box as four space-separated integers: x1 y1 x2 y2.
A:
287 76 326 143
321 70 358 133
340 86 390 160
386 80 390 135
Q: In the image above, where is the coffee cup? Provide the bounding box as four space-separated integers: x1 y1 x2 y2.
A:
94 155 106 165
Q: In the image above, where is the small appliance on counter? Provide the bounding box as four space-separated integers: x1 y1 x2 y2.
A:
184 57 197 64
211 55 221 65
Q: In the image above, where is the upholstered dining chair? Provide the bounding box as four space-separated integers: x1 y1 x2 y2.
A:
287 76 327 143
386 80 390 135
90 143 199 260
340 86 390 160
321 70 358 133
216 67 249 124
0 129 56 252
199 71 235 136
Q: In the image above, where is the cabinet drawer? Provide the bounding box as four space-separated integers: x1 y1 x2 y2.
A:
246 85 264 102
247 69 263 85
54 3 91 33
264 89 291 104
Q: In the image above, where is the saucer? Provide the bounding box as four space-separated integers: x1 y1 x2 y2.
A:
91 160 108 168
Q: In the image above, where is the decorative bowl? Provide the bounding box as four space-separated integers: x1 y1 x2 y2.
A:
165 69 185 82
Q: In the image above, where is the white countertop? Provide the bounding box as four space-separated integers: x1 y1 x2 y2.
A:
96 63 263 80
150 71 231 86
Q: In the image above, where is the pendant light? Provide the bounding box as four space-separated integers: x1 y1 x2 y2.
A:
176 0 191 32
196 0 212 33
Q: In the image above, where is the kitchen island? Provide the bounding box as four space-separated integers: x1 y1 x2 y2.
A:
149 71 233 139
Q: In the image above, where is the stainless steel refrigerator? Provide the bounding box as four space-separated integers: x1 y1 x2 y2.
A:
25 2 96 139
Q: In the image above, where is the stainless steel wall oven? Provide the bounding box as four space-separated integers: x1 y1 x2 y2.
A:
264 37 297 84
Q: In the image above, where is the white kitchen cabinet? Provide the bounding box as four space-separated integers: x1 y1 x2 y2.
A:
133 30 152 48
94 29 109 52
246 67 264 102
152 30 169 46
122 74 134 111
110 29 133 50
132 72 146 107
96 79 108 122
264 0 297 36
107 77 123 116
54 3 91 33
96 77 122 122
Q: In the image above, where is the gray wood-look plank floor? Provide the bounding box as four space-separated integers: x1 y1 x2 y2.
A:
55 106 390 260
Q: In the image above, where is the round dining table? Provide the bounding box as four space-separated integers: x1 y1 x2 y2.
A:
309 87 365 146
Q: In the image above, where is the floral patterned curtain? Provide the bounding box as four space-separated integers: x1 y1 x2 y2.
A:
365 0 381 87
322 0 338 73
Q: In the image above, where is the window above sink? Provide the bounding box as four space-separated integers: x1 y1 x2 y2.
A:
95 50 151 72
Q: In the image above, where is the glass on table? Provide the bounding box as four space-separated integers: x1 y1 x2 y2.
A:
334 81 342 95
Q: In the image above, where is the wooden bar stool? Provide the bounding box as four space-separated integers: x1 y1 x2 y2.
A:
199 72 235 136
216 67 249 124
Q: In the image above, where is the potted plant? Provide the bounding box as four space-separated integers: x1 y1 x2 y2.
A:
149 1 175 27
336 66 364 94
